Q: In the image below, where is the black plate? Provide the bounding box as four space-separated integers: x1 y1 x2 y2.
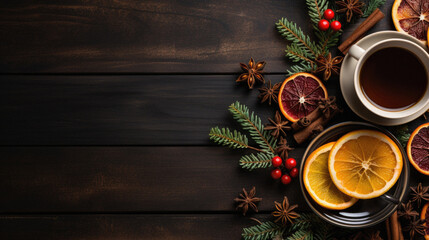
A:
299 122 410 228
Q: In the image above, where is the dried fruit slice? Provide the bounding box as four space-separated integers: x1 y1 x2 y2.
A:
329 130 403 199
421 202 429 240
278 73 328 122
304 142 358 210
392 0 429 45
407 122 429 175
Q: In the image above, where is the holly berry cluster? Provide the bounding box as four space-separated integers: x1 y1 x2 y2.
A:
270 156 298 185
318 9 341 32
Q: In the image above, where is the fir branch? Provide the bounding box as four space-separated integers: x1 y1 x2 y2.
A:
392 125 411 148
285 43 316 66
286 62 315 76
229 101 277 154
276 18 320 58
242 221 284 240
363 0 386 17
306 0 329 25
315 29 342 56
240 152 275 170
209 127 264 152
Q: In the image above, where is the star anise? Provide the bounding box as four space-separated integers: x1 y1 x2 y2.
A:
258 80 281 105
336 0 364 23
410 182 429 207
398 201 419 220
315 53 343 81
275 137 294 160
272 196 299 226
404 216 425 239
265 111 291 138
234 186 262 216
236 58 266 89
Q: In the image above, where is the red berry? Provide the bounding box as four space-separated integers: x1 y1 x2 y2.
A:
331 20 342 31
271 156 283 168
281 174 292 185
324 9 335 20
290 168 299 178
271 169 282 180
318 19 330 31
285 158 297 170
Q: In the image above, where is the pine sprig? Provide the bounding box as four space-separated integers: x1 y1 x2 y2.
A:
276 18 320 59
306 0 328 25
285 43 316 65
240 152 275 171
315 29 342 56
392 124 411 148
229 101 277 154
363 0 386 17
209 127 249 149
242 221 285 240
286 62 314 76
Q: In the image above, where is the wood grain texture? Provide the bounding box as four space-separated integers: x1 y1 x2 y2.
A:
0 214 263 239
0 0 395 73
0 74 359 145
0 146 308 212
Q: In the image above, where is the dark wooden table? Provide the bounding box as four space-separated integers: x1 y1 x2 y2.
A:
1 0 428 239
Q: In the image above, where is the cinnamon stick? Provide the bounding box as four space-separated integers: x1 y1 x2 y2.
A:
291 106 321 131
390 211 399 240
338 8 385 55
293 108 338 144
398 220 404 240
386 218 392 240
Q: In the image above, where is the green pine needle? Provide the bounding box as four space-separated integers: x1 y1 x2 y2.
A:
363 0 386 17
286 62 314 76
242 221 284 240
209 127 249 149
285 43 315 65
276 18 320 59
306 0 329 25
239 152 274 171
229 101 277 154
392 125 411 148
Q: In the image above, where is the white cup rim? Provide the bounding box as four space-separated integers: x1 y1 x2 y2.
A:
353 38 429 119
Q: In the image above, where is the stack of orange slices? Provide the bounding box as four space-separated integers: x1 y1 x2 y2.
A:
303 130 403 210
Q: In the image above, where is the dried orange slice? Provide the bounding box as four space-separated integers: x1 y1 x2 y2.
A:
422 202 429 240
407 122 429 175
278 73 327 122
392 0 429 45
329 130 403 199
304 142 358 210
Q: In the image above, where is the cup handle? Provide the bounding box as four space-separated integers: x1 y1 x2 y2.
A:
348 44 366 60
380 194 400 205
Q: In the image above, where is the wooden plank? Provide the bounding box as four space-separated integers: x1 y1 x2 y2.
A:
0 214 265 239
0 146 309 213
0 0 394 73
0 74 351 145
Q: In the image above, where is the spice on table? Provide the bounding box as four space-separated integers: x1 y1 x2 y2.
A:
272 196 299 226
265 111 291 138
390 211 400 240
398 201 419 220
410 183 429 207
234 186 262 216
315 53 343 81
336 0 364 23
293 96 340 145
338 8 385 54
275 137 294 160
404 216 425 239
236 57 266 89
258 80 281 105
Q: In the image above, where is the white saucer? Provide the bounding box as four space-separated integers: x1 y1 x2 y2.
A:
340 31 429 126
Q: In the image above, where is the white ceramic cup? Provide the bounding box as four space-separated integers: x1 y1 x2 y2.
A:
348 38 429 120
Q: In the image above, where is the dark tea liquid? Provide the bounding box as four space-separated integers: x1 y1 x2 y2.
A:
360 47 427 110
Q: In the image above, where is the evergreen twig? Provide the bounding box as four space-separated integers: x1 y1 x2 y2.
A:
363 0 386 17
242 221 285 240
209 127 264 152
276 18 320 59
286 62 315 76
229 101 277 154
240 152 275 171
306 0 328 25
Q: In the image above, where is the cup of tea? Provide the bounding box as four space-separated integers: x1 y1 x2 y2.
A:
348 38 429 121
